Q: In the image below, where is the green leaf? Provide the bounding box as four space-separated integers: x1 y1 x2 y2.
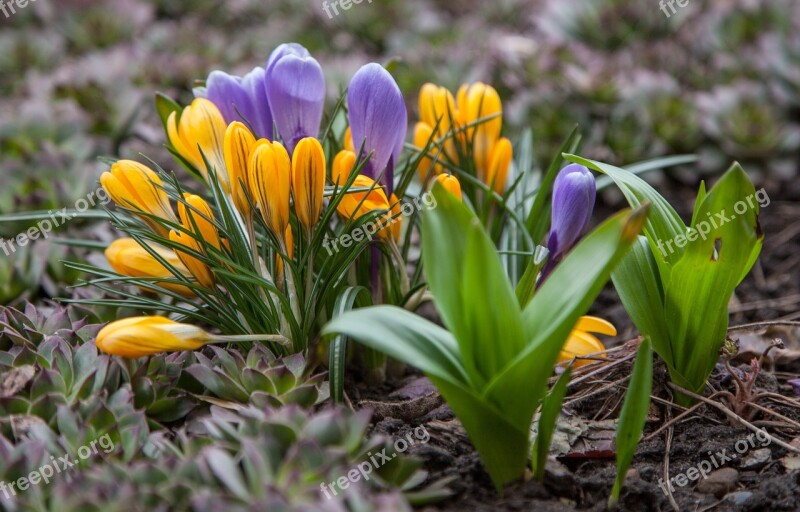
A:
664 163 762 397
328 286 370 403
564 154 685 270
609 338 652 510
485 207 647 429
155 92 181 132
322 306 469 388
532 366 571 481
611 236 673 368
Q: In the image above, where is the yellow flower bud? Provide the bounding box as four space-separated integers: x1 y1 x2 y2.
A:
178 193 222 253
414 122 438 184
419 83 456 137
557 316 615 368
105 238 193 296
100 160 177 236
387 193 402 242
344 126 355 153
248 140 291 242
435 174 463 201
169 229 215 288
167 98 228 191
291 137 326 232
486 137 512 194
332 150 357 186
336 175 389 218
224 121 257 216
96 316 209 358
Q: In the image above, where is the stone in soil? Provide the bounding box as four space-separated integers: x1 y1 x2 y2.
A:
696 467 739 497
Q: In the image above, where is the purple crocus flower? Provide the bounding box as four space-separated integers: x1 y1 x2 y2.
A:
201 67 273 140
347 63 407 196
789 378 800 396
265 43 325 154
539 164 596 284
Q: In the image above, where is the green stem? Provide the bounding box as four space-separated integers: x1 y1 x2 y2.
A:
209 334 292 347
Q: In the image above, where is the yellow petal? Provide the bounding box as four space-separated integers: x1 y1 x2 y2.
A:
96 316 208 358
291 137 326 231
335 175 390 224
169 99 228 191
419 83 456 137
101 161 177 236
224 121 257 216
574 315 617 336
435 174 463 201
485 137 512 194
414 122 438 184
248 140 291 240
178 193 222 252
105 238 193 296
332 150 357 186
169 230 215 288
344 126 354 153
557 330 606 368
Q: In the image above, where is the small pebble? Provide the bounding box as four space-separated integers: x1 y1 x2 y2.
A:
696 468 738 497
740 448 771 470
723 491 753 506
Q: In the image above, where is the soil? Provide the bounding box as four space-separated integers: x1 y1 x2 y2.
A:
347 173 800 511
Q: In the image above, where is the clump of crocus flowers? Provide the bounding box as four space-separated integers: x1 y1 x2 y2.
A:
413 82 512 200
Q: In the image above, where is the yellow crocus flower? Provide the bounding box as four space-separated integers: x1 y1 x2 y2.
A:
332 150 357 186
248 140 291 244
223 121 257 217
169 229 215 288
557 316 616 368
291 137 326 233
435 174 463 202
100 160 178 236
105 238 193 296
177 193 222 253
96 316 209 357
167 98 228 191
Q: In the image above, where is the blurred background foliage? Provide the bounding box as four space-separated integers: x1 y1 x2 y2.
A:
0 0 798 305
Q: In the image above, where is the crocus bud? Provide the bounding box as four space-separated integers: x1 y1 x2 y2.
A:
202 67 273 140
414 122 438 183
248 140 292 242
224 121 258 217
105 238 193 296
347 63 407 195
336 175 393 239
178 193 222 253
332 150 357 186
100 160 178 236
96 316 209 358
456 82 502 178
547 164 596 260
291 137 326 232
435 174 463 201
169 229 215 288
419 83 456 137
167 98 228 191
265 43 325 154
486 137 512 194
557 316 615 368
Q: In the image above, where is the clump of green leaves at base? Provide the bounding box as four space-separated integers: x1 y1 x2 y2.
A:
323 183 646 490
568 155 763 405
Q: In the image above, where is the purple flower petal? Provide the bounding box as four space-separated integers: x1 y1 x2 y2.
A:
265 44 325 154
202 68 273 140
547 164 596 259
347 63 407 194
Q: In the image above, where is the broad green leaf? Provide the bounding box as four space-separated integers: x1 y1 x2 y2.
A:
564 154 685 270
322 306 468 388
460 214 526 382
664 163 762 397
485 207 647 428
609 338 652 510
430 376 529 491
532 366 572 481
611 236 673 368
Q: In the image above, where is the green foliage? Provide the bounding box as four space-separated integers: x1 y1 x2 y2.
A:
324 184 645 490
569 155 764 403
531 366 571 481
609 338 653 510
